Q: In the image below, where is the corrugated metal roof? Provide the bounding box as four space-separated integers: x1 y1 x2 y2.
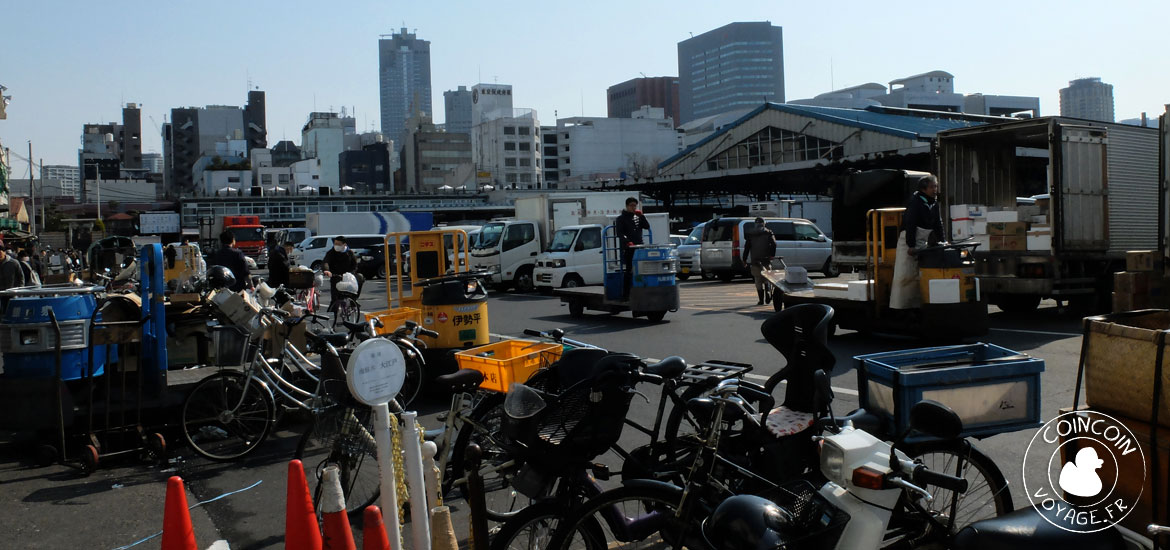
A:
660 103 992 169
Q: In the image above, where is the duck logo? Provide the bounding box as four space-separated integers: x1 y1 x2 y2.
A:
1022 410 1146 533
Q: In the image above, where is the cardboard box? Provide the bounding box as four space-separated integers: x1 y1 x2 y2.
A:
972 235 991 250
986 210 1019 223
988 221 1026 237
1112 291 1133 313
1030 215 1048 224
1114 271 1150 295
1127 250 1159 272
990 235 1025 251
846 280 872 301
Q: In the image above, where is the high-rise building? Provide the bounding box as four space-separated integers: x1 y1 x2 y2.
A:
607 77 680 124
677 22 784 124
302 111 357 191
379 28 432 151
471 83 513 128
444 86 473 136
163 91 266 197
472 109 541 189
1060 77 1115 122
141 153 163 174
547 107 682 188
43 164 81 199
402 112 473 192
79 103 144 202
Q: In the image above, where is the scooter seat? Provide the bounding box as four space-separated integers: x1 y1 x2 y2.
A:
952 505 1124 550
644 356 687 379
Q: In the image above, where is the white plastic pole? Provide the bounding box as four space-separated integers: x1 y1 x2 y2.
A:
372 403 403 550
402 411 432 550
421 440 440 511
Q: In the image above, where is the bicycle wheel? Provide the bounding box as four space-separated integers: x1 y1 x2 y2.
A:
181 371 274 461
898 439 1013 538
446 392 527 521
395 353 424 409
490 500 571 550
547 484 694 550
333 297 361 327
295 405 379 515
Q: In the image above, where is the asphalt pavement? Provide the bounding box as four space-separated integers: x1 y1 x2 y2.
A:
0 273 1089 549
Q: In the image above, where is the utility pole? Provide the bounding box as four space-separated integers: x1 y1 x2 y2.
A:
39 159 45 234
27 141 35 235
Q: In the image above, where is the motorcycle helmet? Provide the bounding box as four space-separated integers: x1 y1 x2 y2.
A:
336 272 359 296
206 265 236 290
702 494 793 550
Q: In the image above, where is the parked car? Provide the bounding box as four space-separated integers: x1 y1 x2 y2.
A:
291 234 387 270
700 217 835 281
676 224 705 281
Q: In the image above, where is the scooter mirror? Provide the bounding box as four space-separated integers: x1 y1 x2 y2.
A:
908 400 963 440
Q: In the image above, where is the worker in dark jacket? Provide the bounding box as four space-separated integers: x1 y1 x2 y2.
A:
0 248 25 291
742 218 777 305
322 236 359 306
891 175 943 309
267 241 291 288
615 197 649 298
208 232 252 292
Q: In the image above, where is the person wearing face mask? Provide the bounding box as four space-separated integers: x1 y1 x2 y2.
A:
17 249 41 287
322 235 359 307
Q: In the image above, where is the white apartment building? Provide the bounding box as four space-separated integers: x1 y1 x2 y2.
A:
791 70 1039 118
547 106 683 188
473 109 541 189
43 164 81 199
301 112 356 191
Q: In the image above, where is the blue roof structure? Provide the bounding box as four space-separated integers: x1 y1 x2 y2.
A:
660 103 993 169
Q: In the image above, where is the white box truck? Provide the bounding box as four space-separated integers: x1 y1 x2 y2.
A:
534 213 669 291
305 212 432 236
470 192 634 291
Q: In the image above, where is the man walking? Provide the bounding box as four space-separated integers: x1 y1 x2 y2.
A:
742 217 777 305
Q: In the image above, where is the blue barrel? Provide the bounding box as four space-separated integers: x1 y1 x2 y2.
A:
0 295 110 380
632 246 678 288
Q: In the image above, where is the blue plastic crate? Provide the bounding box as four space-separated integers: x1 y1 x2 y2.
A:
855 343 1044 438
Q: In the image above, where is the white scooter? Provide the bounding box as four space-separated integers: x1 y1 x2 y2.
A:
703 396 1156 550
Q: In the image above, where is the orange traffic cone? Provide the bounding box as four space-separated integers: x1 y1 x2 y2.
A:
361 506 391 550
286 460 323 550
161 476 198 550
320 465 356 550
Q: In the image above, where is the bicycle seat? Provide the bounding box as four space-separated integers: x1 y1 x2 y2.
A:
341 320 370 334
306 330 349 349
437 369 485 392
644 356 687 379
953 505 1124 550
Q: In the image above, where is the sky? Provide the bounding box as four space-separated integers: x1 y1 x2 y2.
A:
2 0 1168 172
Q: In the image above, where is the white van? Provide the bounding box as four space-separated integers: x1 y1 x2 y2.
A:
291 234 388 270
534 224 605 290
700 217 835 281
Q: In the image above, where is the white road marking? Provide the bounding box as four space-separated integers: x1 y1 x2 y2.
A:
989 327 1081 338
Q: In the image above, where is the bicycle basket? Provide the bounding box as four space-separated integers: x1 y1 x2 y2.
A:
504 383 547 419
758 479 850 546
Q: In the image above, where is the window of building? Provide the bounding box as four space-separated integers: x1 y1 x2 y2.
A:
707 126 842 171
544 158 559 169
375 165 384 172
544 134 558 144
520 173 533 183
544 146 558 156
518 126 530 136
518 142 530 151
261 174 272 184
503 126 516 135
519 158 531 167
504 142 516 151
506 173 518 183
228 176 240 183
505 158 516 167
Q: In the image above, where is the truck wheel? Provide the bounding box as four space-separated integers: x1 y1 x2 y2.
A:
718 272 734 283
646 311 667 322
677 273 691 281
996 294 1041 313
562 274 583 288
822 258 839 278
513 267 535 293
568 301 585 318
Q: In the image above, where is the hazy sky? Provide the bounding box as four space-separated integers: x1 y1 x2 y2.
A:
2 0 1167 171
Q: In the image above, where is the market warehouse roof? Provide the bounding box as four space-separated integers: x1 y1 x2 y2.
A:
658 102 998 176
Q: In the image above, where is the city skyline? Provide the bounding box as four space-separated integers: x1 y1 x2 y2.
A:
2 0 1168 168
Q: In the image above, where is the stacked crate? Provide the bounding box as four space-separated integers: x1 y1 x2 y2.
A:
1113 250 1164 312
948 204 1050 251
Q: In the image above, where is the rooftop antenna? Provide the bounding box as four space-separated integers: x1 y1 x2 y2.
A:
640 72 647 78
689 32 694 38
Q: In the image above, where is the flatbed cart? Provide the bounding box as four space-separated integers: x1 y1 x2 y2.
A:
768 208 988 340
555 225 679 322
0 244 169 473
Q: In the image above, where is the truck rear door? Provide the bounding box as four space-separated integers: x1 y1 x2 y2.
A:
1056 125 1108 251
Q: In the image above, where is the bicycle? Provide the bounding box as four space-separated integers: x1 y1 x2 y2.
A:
180 307 350 461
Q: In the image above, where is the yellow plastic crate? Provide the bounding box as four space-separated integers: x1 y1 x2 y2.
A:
454 339 564 392
365 307 422 335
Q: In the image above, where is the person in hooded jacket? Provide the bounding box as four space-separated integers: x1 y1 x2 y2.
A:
323 235 359 306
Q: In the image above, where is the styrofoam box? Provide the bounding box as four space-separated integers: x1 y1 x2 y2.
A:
928 279 961 304
814 287 850 300
1027 234 1051 251
784 266 809 284
1030 215 1047 224
951 220 975 240
847 280 872 301
949 204 972 219
973 221 988 234
986 210 1019 223
973 235 991 250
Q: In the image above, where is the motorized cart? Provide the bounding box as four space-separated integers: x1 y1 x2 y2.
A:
770 208 988 339
555 225 679 322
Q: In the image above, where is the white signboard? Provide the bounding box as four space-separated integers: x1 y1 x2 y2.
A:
139 212 181 234
346 338 406 406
